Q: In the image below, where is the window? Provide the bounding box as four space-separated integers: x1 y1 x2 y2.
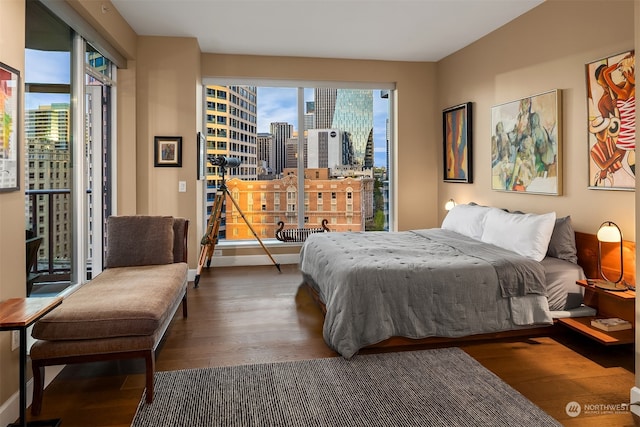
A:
202 81 393 241
25 0 116 295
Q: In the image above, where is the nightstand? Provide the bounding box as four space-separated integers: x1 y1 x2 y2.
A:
556 279 635 345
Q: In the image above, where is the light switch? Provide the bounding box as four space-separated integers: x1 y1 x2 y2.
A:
178 181 187 192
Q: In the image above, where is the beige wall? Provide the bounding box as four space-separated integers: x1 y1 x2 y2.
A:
437 0 636 237
135 36 202 264
0 0 25 406
201 54 437 231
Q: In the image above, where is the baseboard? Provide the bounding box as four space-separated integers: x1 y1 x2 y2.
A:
630 386 640 417
206 254 300 268
187 254 297 281
0 365 64 426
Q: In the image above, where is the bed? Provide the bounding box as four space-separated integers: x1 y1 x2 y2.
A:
300 204 588 358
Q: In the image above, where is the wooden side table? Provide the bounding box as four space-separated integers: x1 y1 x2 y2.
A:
556 280 635 345
0 297 62 427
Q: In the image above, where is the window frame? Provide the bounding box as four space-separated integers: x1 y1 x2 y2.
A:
201 78 396 244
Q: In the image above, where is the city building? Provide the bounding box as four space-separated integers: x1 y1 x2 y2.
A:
257 132 273 178
25 103 71 267
313 89 336 129
270 121 293 176
204 85 258 235
224 168 374 240
306 129 344 169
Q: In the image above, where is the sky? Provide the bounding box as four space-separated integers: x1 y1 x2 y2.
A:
257 87 389 168
25 50 390 168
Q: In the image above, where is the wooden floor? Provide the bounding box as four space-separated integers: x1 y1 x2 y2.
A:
27 264 637 426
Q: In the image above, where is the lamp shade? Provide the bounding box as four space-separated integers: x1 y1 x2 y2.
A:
597 221 622 243
595 220 625 288
444 199 456 211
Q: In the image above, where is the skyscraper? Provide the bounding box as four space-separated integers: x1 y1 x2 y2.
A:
204 85 258 234
270 122 293 175
307 129 344 169
257 132 273 176
332 89 374 168
314 89 337 129
314 89 373 168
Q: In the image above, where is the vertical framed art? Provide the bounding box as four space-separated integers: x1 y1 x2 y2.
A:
154 136 182 167
585 50 635 190
0 62 20 192
490 89 562 195
443 102 472 183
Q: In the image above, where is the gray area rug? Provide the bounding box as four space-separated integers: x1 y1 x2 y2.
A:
131 347 560 426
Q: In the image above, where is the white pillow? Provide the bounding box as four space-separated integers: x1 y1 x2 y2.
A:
481 209 556 261
441 204 494 240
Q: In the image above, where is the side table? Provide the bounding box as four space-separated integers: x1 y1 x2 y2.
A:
556 280 635 345
0 297 62 427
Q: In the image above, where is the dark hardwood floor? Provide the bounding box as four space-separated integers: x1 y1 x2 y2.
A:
27 264 636 426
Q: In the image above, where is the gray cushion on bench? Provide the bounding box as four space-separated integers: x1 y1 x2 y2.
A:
105 216 175 267
31 263 188 341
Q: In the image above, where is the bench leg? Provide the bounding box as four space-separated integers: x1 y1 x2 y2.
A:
182 293 188 318
145 351 155 403
31 362 45 416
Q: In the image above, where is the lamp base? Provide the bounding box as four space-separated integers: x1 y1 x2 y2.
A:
592 279 627 292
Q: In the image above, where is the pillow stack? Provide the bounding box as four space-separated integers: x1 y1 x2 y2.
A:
442 203 576 263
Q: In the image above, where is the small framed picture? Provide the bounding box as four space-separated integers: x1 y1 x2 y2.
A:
443 102 472 183
154 136 182 167
197 132 206 180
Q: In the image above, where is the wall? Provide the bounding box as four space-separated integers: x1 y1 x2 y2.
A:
135 36 202 265
0 0 25 407
436 0 636 238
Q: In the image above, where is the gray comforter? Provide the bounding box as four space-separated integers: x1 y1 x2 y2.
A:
300 228 553 358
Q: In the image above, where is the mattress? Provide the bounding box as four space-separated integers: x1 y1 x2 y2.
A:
540 256 586 311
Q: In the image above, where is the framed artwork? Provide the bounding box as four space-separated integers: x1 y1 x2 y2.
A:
585 50 635 190
197 131 206 180
0 62 20 192
490 89 562 195
154 136 182 167
443 102 472 183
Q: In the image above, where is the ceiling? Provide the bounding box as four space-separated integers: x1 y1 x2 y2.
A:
110 0 544 62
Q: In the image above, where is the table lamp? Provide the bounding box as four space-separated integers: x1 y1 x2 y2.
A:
444 199 456 211
595 220 626 291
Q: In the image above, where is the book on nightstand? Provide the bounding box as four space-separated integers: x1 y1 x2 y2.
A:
590 318 632 332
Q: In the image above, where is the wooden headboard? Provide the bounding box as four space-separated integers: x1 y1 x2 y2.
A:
575 231 636 286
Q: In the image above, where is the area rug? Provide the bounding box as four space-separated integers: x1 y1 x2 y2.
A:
131 347 560 427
